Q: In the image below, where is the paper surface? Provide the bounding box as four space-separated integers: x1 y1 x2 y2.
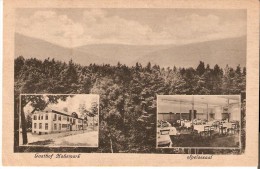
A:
2 0 259 166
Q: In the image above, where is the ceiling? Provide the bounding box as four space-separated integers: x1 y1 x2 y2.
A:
158 95 240 108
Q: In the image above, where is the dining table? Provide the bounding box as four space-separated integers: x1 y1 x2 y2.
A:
193 124 210 133
222 122 235 129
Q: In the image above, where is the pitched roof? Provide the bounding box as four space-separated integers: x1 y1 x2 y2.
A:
37 108 85 121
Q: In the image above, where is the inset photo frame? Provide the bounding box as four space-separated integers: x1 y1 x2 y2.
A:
157 95 242 150
17 94 99 148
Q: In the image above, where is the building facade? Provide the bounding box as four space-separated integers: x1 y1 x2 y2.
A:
32 108 88 135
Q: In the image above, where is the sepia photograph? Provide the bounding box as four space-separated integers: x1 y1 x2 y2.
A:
13 8 247 153
18 94 99 147
157 95 241 149
3 0 259 166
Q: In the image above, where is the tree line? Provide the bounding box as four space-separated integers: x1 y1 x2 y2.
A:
14 56 246 153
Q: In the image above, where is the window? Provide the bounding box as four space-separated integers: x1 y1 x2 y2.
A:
59 124 61 130
67 117 69 122
38 115 40 120
62 124 67 128
45 123 48 130
45 114 48 120
39 123 42 129
34 115 37 120
34 123 37 129
58 115 61 121
54 124 57 130
41 115 43 120
54 114 57 121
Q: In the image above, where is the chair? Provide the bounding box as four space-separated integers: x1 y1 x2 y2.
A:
230 124 237 134
235 123 240 134
210 126 215 137
219 124 227 135
200 126 210 138
192 129 199 140
214 121 220 130
206 126 211 134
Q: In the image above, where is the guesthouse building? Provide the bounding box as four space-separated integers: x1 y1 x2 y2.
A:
32 108 88 135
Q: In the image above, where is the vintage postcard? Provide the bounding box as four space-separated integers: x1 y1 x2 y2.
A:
2 0 259 166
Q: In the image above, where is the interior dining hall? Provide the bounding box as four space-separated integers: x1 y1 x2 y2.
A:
157 95 241 148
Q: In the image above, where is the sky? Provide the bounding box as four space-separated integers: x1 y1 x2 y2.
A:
24 94 99 116
15 8 246 48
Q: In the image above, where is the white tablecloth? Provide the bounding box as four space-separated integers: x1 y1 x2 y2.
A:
194 125 210 133
222 123 234 129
